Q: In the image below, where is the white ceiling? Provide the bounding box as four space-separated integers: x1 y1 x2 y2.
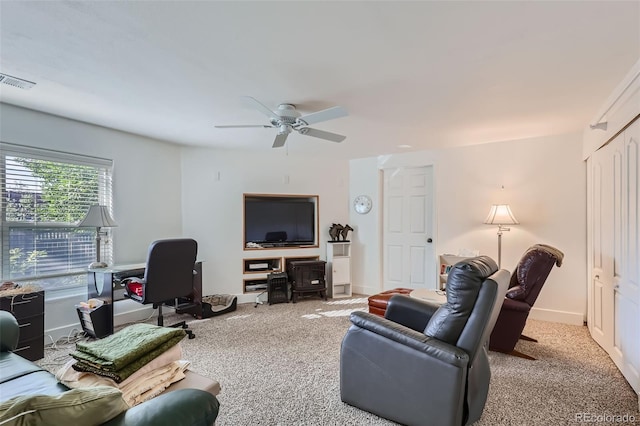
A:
1 1 638 159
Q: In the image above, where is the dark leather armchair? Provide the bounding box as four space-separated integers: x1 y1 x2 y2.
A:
489 244 563 360
124 238 199 339
340 256 509 426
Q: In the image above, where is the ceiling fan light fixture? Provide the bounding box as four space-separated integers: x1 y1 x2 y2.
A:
279 124 291 134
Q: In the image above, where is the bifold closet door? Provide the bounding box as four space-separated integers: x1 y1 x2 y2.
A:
618 120 639 393
589 118 640 395
589 139 618 354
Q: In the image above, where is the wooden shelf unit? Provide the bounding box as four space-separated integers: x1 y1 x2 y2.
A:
243 277 269 294
243 257 282 274
242 255 320 294
327 242 352 298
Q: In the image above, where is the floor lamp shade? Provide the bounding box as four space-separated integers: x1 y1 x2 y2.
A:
79 205 117 268
484 204 518 268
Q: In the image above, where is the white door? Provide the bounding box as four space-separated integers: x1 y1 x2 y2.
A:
382 166 434 291
589 120 640 395
589 139 618 352
618 120 640 392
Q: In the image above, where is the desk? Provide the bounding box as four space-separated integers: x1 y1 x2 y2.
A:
87 261 203 336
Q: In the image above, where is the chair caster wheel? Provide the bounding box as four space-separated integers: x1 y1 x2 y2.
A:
188 333 195 339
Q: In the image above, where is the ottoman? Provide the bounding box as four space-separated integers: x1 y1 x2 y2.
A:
368 288 413 316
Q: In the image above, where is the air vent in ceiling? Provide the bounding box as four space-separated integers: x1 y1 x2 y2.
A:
0 73 36 90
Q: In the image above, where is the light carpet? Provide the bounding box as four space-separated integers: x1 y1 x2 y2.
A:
38 297 639 425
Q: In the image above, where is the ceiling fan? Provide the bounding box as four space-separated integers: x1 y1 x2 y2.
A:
215 96 348 148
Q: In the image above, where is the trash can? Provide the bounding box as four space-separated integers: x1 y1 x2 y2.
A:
76 303 111 338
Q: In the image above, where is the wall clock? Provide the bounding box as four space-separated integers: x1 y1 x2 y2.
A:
353 195 372 214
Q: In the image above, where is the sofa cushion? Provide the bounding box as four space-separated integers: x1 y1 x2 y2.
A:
0 370 68 401
0 352 44 384
0 386 128 426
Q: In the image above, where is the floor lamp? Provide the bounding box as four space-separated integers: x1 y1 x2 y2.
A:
484 204 519 268
79 205 118 268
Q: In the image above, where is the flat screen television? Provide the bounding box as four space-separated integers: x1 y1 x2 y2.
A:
244 195 317 248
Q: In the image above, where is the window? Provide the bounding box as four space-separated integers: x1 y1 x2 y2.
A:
1 142 114 292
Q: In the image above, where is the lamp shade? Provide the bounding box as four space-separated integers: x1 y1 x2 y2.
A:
78 205 118 228
484 204 519 225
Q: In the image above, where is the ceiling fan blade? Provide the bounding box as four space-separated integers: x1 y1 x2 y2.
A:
272 133 289 148
297 106 348 126
298 127 346 143
242 96 278 119
214 125 273 128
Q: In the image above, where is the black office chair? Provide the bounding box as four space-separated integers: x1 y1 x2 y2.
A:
124 238 199 339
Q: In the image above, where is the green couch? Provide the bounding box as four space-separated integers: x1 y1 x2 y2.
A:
0 310 219 425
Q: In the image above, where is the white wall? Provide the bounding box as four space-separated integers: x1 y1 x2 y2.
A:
0 102 586 335
0 103 184 339
0 103 350 335
349 133 587 325
349 156 383 296
180 147 349 303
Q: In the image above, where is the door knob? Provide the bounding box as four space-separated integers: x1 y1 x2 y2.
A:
427 238 433 243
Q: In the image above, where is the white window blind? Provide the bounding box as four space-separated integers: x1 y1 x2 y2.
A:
1 142 114 290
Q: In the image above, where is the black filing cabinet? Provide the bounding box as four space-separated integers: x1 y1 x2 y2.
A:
0 290 45 361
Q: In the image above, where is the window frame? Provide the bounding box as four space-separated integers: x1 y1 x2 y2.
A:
0 142 114 291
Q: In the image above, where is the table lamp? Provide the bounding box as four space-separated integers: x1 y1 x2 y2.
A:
484 204 518 268
79 205 118 268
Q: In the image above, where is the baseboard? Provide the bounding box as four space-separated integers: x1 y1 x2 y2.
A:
529 306 584 326
237 293 265 305
113 300 155 325
352 284 379 296
238 288 370 305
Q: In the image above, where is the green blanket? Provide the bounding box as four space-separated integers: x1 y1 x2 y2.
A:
72 323 186 372
72 334 184 383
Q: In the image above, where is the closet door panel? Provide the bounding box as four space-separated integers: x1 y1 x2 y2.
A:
620 120 639 392
590 142 615 351
611 140 624 365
